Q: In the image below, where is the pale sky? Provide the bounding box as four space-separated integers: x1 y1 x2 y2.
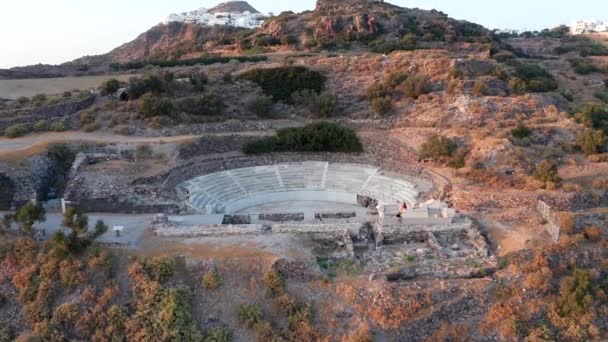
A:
0 0 606 68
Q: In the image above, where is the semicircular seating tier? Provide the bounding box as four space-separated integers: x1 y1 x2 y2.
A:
180 162 423 214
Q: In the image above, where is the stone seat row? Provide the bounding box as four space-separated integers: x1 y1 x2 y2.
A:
182 162 420 214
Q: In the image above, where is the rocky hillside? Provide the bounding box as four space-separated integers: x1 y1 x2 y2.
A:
256 0 489 47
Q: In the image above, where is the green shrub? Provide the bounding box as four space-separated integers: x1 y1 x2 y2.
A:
401 75 430 99
100 78 120 98
244 122 363 154
32 93 47 104
533 159 561 185
47 143 75 171
291 90 337 118
50 121 67 132
34 120 50 132
82 122 100 132
128 75 167 99
386 72 409 88
577 129 606 155
569 58 600 75
238 303 263 328
367 83 391 99
512 63 558 93
420 134 457 159
205 327 230 342
139 93 174 117
16 96 30 105
238 66 325 102
113 125 130 135
202 269 220 290
4 124 30 138
511 124 531 139
263 269 284 297
251 95 274 117
14 202 46 235
176 95 223 116
143 256 175 282
92 220 108 239
371 96 392 115
79 111 96 126
574 103 608 133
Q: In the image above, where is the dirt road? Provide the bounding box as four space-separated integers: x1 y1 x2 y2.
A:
0 130 274 160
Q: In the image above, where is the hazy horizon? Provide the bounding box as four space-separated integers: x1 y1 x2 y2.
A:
1 0 606 68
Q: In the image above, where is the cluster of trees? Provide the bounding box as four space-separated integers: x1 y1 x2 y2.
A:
239 66 326 102
419 133 467 168
243 122 363 154
509 62 559 93
237 268 320 341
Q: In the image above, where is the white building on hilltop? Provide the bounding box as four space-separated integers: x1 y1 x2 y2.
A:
570 20 608 35
164 7 267 29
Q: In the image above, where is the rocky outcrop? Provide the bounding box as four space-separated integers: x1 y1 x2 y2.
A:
110 23 251 62
258 0 488 43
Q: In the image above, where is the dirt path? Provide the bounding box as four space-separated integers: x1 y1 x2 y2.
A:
0 130 273 160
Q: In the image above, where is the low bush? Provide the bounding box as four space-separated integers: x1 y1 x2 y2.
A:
238 66 325 102
62 91 72 98
32 93 47 104
251 95 274 117
401 75 430 99
569 58 600 75
574 103 608 134
82 122 100 132
17 96 30 105
243 122 363 154
511 63 558 93
202 269 220 290
205 327 230 342
367 83 391 100
50 121 67 132
238 303 263 328
371 96 393 115
79 111 96 126
142 257 175 282
577 129 606 155
33 120 50 132
420 134 457 159
128 74 168 100
291 90 337 118
113 125 130 135
100 79 120 98
139 94 174 117
533 159 562 186
176 94 223 116
4 124 30 138
511 124 532 139
263 269 284 297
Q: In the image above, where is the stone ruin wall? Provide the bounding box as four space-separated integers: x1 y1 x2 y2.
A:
0 95 95 131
